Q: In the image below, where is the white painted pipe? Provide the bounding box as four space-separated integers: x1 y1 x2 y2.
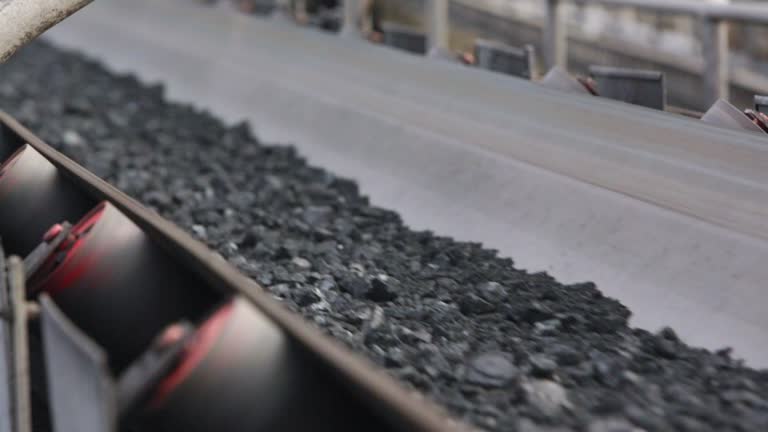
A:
0 0 94 63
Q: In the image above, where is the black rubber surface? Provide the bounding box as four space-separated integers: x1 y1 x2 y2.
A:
2 41 767 432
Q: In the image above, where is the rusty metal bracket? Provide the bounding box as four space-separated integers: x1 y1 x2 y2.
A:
23 222 73 280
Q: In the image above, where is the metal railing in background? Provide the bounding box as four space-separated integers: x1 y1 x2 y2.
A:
543 0 768 107
339 0 768 107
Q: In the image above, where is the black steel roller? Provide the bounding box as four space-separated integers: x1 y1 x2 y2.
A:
0 144 93 256
28 202 220 372
141 297 392 432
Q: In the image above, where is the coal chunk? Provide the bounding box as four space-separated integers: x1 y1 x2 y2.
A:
477 281 506 302
339 274 370 298
529 354 557 378
458 293 496 315
368 277 399 302
522 379 572 419
465 352 517 388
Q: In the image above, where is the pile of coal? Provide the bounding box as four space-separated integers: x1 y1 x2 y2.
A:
1 41 766 431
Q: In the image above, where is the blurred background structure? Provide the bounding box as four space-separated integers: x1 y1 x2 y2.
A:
213 0 768 110
369 0 768 110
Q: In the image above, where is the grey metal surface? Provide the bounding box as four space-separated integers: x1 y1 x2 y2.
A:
701 98 765 134
0 248 12 432
0 253 32 432
539 66 590 95
341 0 360 37
8 256 30 432
700 16 730 106
40 294 116 432
756 95 768 113
43 0 768 367
590 65 666 110
543 0 566 69
474 39 536 80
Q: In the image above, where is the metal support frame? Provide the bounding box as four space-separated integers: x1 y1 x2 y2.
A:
2 256 32 432
294 0 308 24
10 257 31 432
428 0 452 59
40 294 116 432
701 16 730 106
271 0 292 21
0 268 9 432
543 0 567 69
40 290 193 432
754 95 768 113
341 0 361 37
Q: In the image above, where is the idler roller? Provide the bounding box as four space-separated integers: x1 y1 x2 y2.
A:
0 144 92 256
141 297 388 432
28 201 220 372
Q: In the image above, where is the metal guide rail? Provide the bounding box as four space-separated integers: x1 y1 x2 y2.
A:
0 111 459 432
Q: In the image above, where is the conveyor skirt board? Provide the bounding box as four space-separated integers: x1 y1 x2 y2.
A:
0 112 458 432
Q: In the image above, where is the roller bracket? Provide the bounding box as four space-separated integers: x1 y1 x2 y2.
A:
23 222 73 279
